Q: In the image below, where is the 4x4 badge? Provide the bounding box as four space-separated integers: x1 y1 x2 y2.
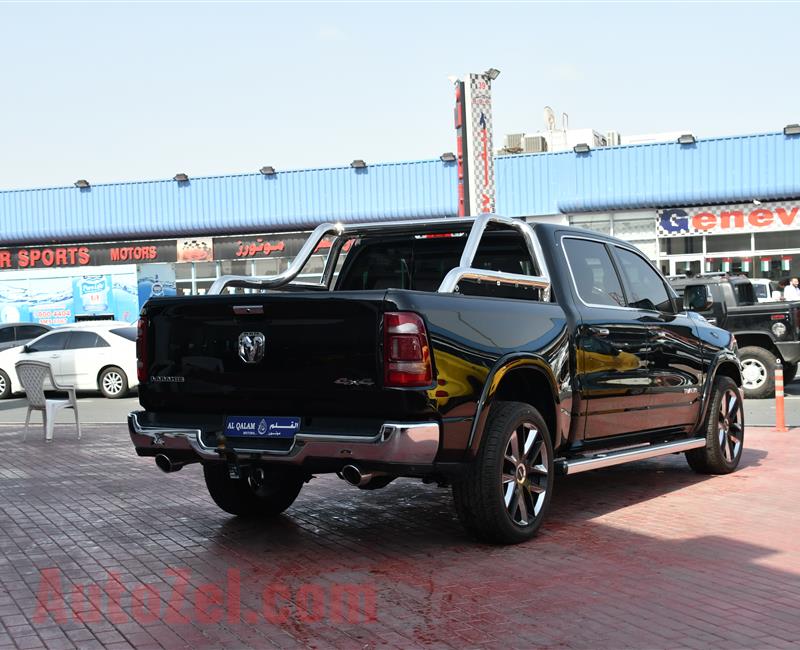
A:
238 332 266 364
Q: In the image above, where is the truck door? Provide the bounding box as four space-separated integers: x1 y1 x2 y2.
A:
562 236 657 440
609 244 704 432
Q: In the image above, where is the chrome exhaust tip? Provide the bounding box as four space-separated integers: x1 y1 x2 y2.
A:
155 454 183 473
341 464 381 487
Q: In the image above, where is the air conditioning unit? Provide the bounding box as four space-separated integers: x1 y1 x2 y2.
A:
606 131 622 146
523 135 548 153
504 133 525 152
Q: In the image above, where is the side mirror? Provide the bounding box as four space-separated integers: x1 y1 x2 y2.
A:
21 345 30 353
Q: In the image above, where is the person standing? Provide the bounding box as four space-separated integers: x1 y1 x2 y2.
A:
784 277 800 301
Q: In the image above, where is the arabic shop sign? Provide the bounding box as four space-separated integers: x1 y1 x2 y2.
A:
212 234 309 260
658 201 800 237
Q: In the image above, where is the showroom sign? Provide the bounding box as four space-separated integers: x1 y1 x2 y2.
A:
658 201 800 237
0 240 178 270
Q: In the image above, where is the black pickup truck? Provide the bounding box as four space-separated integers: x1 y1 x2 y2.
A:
670 275 800 398
130 216 744 544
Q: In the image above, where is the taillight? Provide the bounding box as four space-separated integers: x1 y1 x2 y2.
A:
136 316 148 383
383 312 433 387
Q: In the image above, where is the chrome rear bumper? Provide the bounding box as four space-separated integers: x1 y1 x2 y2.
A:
128 412 440 465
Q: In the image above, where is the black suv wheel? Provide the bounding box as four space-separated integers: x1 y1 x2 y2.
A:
686 376 744 474
453 401 554 544
203 463 304 517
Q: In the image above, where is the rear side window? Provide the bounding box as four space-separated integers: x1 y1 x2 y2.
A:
110 327 137 342
734 282 756 305
563 238 625 307
0 328 12 344
613 247 672 312
66 331 105 350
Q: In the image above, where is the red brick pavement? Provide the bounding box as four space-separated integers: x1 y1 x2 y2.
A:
0 423 798 649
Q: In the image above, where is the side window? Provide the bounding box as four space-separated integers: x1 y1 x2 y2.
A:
0 328 13 344
27 331 70 352
614 247 672 312
66 331 102 350
563 238 626 307
17 325 48 340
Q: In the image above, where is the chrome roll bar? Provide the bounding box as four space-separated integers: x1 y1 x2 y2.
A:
208 214 550 300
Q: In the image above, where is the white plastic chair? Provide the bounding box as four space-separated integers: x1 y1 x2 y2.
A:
15 360 81 442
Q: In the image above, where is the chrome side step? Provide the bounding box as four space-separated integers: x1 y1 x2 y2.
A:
557 437 706 475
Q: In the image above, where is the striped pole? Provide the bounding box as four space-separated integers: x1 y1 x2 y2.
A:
775 359 788 433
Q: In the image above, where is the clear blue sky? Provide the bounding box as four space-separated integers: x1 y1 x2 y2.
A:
0 1 797 190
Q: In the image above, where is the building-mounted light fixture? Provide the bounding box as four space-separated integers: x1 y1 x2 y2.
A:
784 123 800 136
350 159 367 169
173 173 189 182
259 166 276 175
440 152 456 162
74 179 90 189
677 133 696 145
483 68 501 80
573 143 590 154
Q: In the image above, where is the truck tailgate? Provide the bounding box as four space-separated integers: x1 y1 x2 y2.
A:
139 291 433 419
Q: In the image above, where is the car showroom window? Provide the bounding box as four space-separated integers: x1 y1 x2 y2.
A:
563 238 626 307
614 246 672 312
27 331 69 352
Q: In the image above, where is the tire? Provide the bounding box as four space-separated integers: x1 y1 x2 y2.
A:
783 362 798 384
452 401 554 544
0 370 10 400
686 376 744 474
98 366 128 399
738 346 775 399
203 463 304 517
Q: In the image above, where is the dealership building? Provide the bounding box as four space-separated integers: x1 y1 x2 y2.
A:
0 128 798 325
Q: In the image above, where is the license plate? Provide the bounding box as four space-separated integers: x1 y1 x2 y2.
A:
224 416 301 439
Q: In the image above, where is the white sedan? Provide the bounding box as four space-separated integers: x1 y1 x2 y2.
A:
0 322 138 400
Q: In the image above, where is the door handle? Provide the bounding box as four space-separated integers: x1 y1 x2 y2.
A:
588 327 610 337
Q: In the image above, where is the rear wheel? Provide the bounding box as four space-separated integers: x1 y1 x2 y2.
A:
686 376 744 474
98 366 128 399
738 346 775 399
452 401 554 544
203 463 304 517
0 370 10 399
